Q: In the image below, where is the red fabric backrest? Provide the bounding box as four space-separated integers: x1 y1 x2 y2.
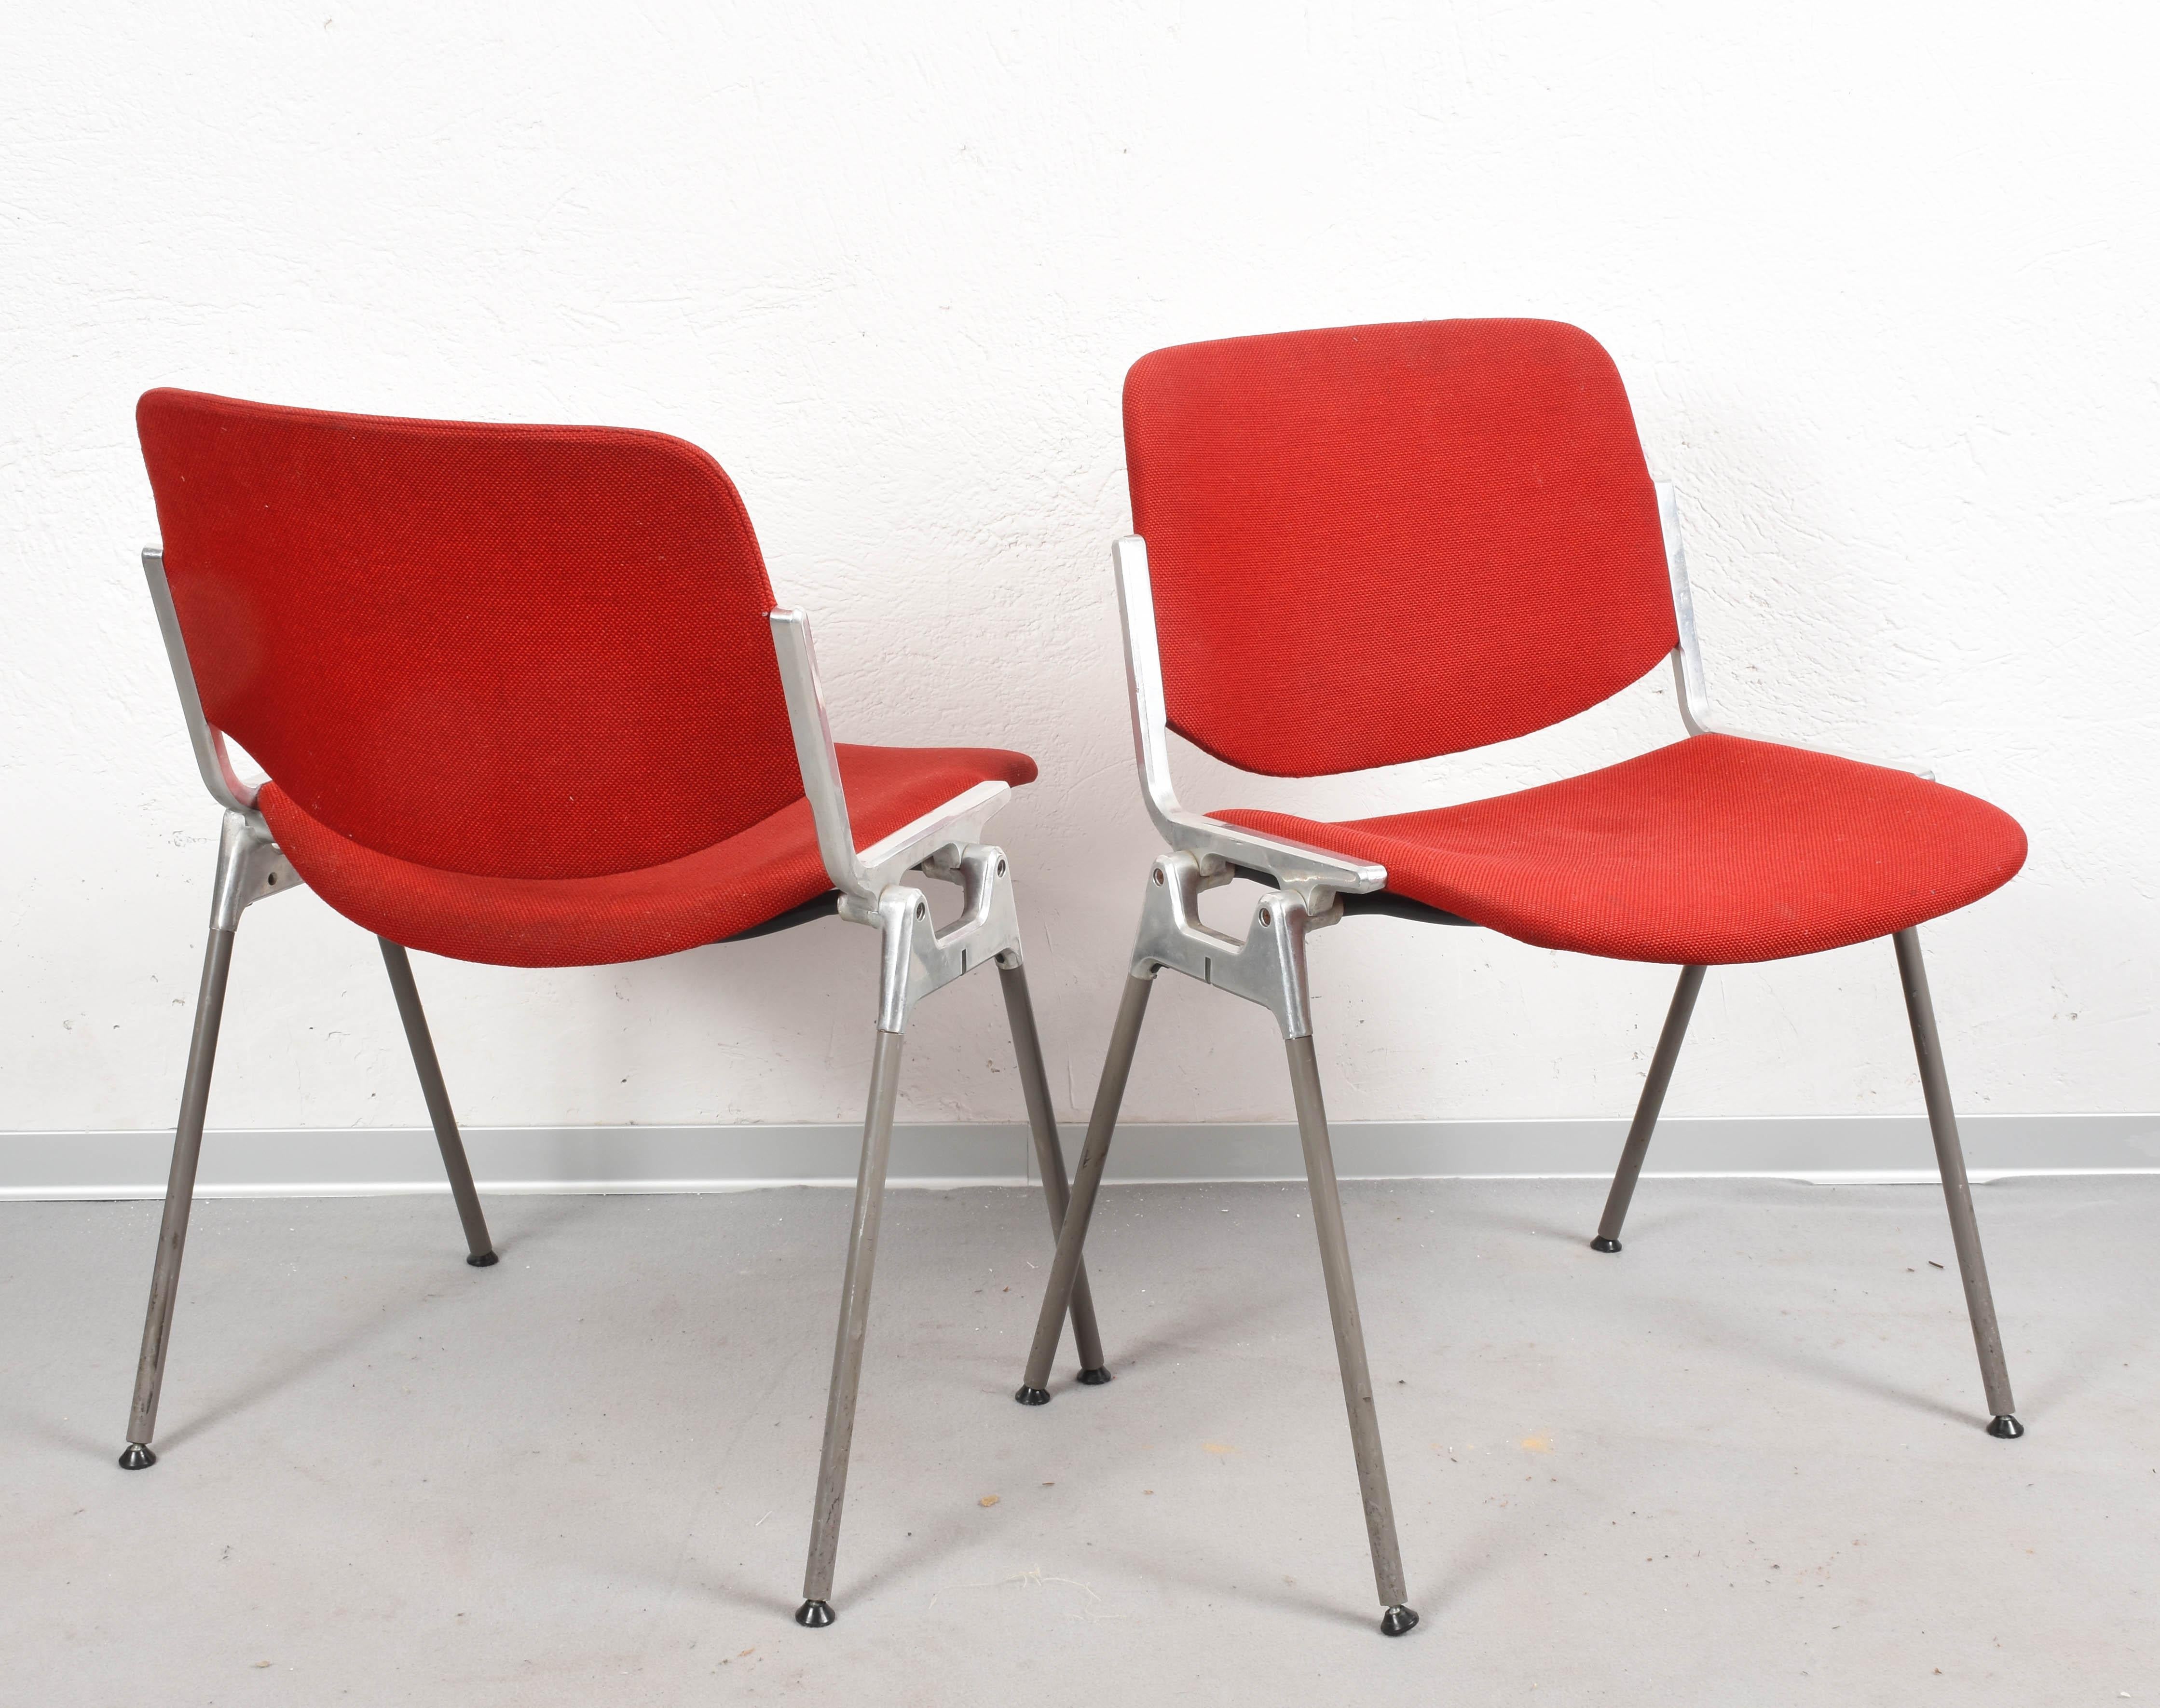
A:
137 389 802 879
1122 320 1678 777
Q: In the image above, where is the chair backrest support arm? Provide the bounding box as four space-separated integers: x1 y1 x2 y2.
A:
142 545 268 828
1653 488 1930 777
1113 534 1386 907
768 608 1014 907
767 608 872 900
1657 483 1716 738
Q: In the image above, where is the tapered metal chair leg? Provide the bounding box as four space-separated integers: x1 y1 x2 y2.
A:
1017 972 1152 1402
1892 928 2023 1438
1283 1035 1417 1636
379 939 496 1266
796 1028 907 1627
120 924 239 1469
997 961 1110 1382
1593 964 1707 1252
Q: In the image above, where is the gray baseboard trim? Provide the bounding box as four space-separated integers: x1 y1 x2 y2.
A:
1 1114 2155 1201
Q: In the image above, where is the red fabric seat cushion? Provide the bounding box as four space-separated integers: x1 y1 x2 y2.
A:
1213 734 2025 965
260 744 1036 968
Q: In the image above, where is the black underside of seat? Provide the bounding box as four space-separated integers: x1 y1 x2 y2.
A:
720 890 842 943
724 870 1474 948
1230 866 1473 928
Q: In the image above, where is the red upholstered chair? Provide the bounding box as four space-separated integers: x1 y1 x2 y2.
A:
126 389 1109 1628
1017 321 2028 1637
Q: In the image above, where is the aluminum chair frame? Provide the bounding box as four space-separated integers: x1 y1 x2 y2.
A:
123 550 1108 1634
1018 485 2023 1640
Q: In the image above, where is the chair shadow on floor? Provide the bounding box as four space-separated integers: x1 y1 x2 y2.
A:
1018 1275 1312 1381
135 1191 616 1456
1090 1495 1558 1635
1449 1180 2019 1430
151 1266 473 1454
1650 1278 1994 1430
607 1504 987 1623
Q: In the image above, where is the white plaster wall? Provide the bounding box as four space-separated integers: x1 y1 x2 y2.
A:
2 1 2154 1140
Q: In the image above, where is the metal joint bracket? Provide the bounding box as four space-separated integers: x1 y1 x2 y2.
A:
1130 850 1338 1039
848 844 1024 1035
209 810 301 932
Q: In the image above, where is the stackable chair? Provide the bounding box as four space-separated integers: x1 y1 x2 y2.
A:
126 389 1109 1628
1018 319 2029 1636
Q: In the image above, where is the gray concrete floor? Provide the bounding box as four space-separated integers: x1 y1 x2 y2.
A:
1 1176 2154 1706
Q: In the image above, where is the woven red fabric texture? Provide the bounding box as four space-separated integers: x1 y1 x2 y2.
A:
1213 734 2025 965
137 388 803 879
260 743 1037 968
1123 319 1678 778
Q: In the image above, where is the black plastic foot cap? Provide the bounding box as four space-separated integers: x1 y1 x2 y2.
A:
1075 1366 1112 1386
467 1251 499 1268
1014 1385 1052 1407
1381 1605 1420 1637
1988 1413 2026 1439
794 1599 834 1628
1590 1236 1622 1254
118 1443 157 1470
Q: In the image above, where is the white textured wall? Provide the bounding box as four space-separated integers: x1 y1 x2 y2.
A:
2 2 2153 1140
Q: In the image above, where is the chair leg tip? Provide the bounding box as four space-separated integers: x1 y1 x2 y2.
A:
466 1251 499 1267
794 1599 834 1628
1590 1237 1623 1254
1075 1366 1113 1386
118 1443 157 1470
1381 1605 1420 1637
1988 1413 2026 1439
1014 1385 1052 1407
